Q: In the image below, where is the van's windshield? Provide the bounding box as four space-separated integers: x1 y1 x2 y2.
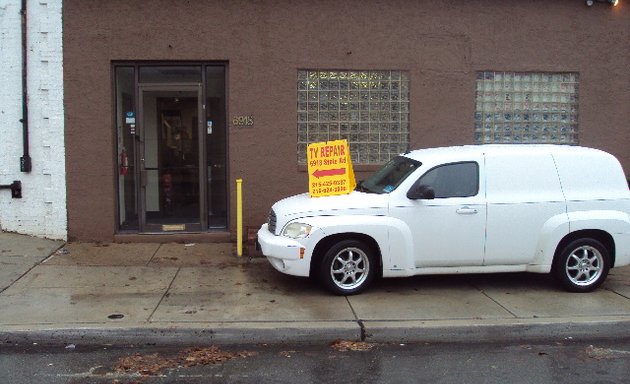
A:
356 156 421 194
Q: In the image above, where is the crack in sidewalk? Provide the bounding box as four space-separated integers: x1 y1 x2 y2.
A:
146 244 162 266
345 296 368 341
0 242 66 295
470 282 519 318
148 265 181 322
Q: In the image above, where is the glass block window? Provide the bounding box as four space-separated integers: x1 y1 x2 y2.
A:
474 72 579 144
297 70 410 164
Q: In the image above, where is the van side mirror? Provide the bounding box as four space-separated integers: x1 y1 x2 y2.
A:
407 184 435 200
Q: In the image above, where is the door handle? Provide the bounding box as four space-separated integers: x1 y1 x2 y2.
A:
140 158 147 187
141 170 147 187
456 206 478 215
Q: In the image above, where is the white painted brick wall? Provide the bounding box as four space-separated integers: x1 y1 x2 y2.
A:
0 0 66 240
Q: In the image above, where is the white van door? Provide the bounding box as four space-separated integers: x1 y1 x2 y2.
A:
391 160 486 268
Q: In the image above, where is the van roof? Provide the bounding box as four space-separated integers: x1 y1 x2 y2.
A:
403 144 607 163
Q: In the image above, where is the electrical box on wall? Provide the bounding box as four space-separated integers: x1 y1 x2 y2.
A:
20 156 31 172
0 181 22 199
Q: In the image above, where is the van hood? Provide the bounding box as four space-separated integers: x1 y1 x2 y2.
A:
270 191 389 232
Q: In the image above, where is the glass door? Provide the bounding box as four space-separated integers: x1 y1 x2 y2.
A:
138 84 203 232
115 64 228 234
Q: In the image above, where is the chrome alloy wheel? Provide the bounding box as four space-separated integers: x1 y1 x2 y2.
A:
330 247 370 290
565 245 604 287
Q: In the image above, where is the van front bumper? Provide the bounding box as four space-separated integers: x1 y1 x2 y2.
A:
257 224 311 277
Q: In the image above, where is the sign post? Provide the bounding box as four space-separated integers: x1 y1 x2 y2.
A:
307 139 356 197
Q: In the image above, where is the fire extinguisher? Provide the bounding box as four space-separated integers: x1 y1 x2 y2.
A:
119 148 129 176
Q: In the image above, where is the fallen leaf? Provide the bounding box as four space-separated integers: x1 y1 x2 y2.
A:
112 346 257 376
330 340 376 352
279 350 296 358
585 345 630 360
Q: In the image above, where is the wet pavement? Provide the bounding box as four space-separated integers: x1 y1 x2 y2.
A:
4 339 630 383
1 232 629 346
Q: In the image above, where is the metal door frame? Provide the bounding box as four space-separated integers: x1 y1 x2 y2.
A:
137 83 206 233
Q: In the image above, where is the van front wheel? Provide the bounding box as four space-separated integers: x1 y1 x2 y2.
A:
554 238 610 292
319 239 376 295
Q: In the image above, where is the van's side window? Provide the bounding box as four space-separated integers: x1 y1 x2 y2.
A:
414 162 479 198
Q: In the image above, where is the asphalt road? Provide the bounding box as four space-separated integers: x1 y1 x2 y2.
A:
1 338 629 384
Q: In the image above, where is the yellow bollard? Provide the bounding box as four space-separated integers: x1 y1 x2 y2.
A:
236 178 243 257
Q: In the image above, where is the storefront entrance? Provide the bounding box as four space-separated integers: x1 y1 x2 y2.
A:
115 65 227 233
139 85 203 232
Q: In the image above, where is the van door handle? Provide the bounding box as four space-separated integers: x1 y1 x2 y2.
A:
456 206 478 215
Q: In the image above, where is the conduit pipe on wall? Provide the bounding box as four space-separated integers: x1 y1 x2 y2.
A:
20 0 31 173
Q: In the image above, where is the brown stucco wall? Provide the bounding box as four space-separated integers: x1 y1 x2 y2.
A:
63 0 630 242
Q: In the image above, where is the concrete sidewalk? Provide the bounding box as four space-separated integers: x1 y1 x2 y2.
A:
1 232 629 346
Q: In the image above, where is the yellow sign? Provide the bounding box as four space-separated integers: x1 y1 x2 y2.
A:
307 139 356 197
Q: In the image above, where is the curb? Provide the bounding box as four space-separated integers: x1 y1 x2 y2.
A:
363 318 630 344
0 322 362 347
2 318 629 347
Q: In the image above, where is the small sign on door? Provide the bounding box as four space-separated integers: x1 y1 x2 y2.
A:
125 111 136 125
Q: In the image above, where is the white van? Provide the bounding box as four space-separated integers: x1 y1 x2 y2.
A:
257 145 630 295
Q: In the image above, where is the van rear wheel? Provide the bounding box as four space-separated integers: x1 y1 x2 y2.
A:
319 239 376 295
554 238 610 292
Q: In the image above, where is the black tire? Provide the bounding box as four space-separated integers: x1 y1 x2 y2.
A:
553 238 610 293
319 239 377 295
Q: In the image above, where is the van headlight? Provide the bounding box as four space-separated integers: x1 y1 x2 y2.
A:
282 222 312 239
